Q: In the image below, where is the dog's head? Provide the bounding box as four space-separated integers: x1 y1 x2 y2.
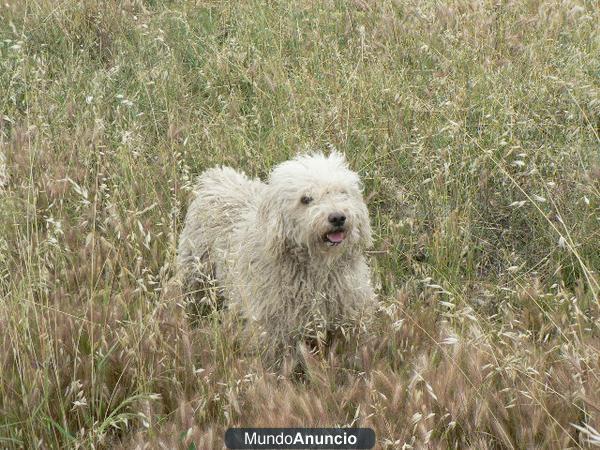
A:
259 151 372 259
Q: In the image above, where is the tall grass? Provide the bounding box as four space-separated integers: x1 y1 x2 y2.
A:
0 0 598 448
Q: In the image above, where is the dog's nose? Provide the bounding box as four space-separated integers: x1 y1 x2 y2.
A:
328 212 346 227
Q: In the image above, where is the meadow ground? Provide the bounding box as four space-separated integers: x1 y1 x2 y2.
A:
1 0 599 448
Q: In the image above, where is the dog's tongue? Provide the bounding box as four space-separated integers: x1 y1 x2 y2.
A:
327 231 345 243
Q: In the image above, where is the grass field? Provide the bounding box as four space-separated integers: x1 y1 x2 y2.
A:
1 0 599 448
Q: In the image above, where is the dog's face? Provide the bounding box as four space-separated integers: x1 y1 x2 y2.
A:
260 152 372 258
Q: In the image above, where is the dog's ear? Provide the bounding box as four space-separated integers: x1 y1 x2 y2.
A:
358 202 373 249
257 185 287 258
361 221 374 249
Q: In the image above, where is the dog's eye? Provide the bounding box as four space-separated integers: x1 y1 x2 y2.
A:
300 195 313 205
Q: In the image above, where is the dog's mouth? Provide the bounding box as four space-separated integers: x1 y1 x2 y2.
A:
323 229 346 246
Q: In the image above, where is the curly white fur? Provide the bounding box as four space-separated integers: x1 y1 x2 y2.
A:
177 152 376 362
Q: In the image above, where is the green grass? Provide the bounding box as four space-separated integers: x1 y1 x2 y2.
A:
0 0 599 448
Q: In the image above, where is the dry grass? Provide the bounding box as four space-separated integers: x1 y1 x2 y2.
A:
0 0 599 448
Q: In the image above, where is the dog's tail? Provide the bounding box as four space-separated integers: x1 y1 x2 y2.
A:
194 166 264 233
177 166 264 273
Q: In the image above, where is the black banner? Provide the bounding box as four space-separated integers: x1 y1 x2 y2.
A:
224 428 375 449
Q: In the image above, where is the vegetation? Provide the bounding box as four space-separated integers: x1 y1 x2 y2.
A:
0 0 598 448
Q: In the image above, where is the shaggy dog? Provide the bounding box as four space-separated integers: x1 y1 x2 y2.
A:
176 152 375 365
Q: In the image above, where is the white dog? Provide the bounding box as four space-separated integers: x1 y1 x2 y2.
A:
177 152 375 364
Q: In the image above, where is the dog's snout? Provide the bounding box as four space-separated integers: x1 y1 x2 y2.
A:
328 212 346 226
